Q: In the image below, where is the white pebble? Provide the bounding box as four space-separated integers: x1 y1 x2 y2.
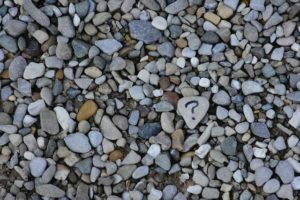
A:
151 16 168 30
199 78 210 87
147 144 161 158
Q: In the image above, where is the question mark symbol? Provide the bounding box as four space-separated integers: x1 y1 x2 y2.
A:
185 101 199 120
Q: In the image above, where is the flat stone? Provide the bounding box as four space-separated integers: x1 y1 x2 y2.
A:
30 157 47 177
138 122 161 139
263 179 280 193
216 167 233 183
64 132 91 153
287 91 300 103
250 0 265 11
251 122 270 138
162 185 177 200
40 109 59 135
56 43 73 60
244 23 258 42
100 115 122 140
271 47 284 61
202 187 220 199
0 34 18 53
54 107 70 131
28 100 46 116
58 16 75 38
92 12 112 26
221 137 237 156
122 150 141 165
275 160 294 184
109 57 126 71
255 167 273 186
165 0 188 14
242 80 264 95
157 42 175 58
9 56 27 81
193 170 209 186
88 131 103 147
264 12 283 29
75 0 89 18
152 16 168 30
155 153 171 170
177 96 209 129
132 166 149 179
76 100 98 121
95 39 122 55
45 56 63 69
24 0 50 27
129 20 162 44
4 20 27 37
212 90 231 105
129 86 145 100
71 39 90 58
276 184 294 200
35 184 65 198
23 62 45 79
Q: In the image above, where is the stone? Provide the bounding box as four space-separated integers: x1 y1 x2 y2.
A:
187 185 202 194
132 166 149 179
157 42 175 58
251 122 271 138
92 12 112 26
40 109 59 135
244 23 258 42
162 185 177 200
138 123 161 139
255 167 273 186
242 81 264 95
56 43 72 60
100 115 122 140
23 62 45 79
9 56 27 81
213 90 231 105
152 16 168 30
177 96 209 129
165 0 188 14
263 179 280 193
292 177 300 190
4 20 27 37
45 56 63 69
75 0 89 18
193 170 209 186
35 184 65 198
221 137 237 156
64 132 91 153
54 107 70 131
58 16 75 38
276 184 294 200
24 0 50 27
155 153 171 170
202 187 220 199
265 12 283 29
216 167 233 183
250 0 265 11
129 20 162 44
95 39 122 55
28 100 46 116
271 47 284 61
71 39 90 58
30 157 47 177
275 160 294 184
88 131 103 147
122 150 141 165
217 4 233 19
129 86 145 100
0 34 18 53
76 100 98 121
109 57 126 71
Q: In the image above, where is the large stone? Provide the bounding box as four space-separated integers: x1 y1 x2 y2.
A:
242 80 264 95
100 115 122 140
24 0 50 27
177 96 209 129
76 100 98 121
58 16 75 38
129 20 162 44
40 109 59 135
95 39 123 55
23 62 45 79
251 122 271 138
4 20 27 37
35 184 65 198
64 133 91 153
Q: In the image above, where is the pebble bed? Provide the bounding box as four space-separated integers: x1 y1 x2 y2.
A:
0 0 300 199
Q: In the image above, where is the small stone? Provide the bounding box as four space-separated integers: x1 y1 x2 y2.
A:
28 100 46 116
110 57 126 71
129 86 145 100
264 12 283 29
251 122 271 138
263 179 280 194
129 20 162 44
132 166 149 179
271 47 284 61
212 90 231 105
187 185 202 194
244 23 258 42
276 184 294 200
40 109 59 135
0 34 18 53
250 0 265 11
217 167 233 183
54 107 70 131
95 39 123 55
71 39 90 58
100 115 122 140
56 43 72 60
193 170 209 186
76 100 98 121
64 132 91 153
138 123 161 139
177 96 210 129
221 137 237 156
30 157 47 177
9 56 27 81
147 144 161 158
75 0 89 18
152 16 168 30
157 42 175 58
35 184 65 198
165 0 188 14
23 62 45 79
202 187 220 199
162 185 177 200
122 150 141 165
155 153 171 170
292 177 300 190
255 167 273 186
88 131 103 147
45 56 63 69
217 4 233 19
92 12 112 26
242 80 264 95
58 16 75 38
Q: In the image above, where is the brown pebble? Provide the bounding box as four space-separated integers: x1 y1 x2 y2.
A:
159 77 170 90
0 70 9 79
109 149 124 161
161 92 179 105
56 70 64 80
171 129 185 151
76 100 98 121
175 38 187 48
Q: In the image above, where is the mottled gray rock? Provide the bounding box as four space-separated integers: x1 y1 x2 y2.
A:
40 109 59 135
0 34 18 53
251 122 270 138
100 115 122 140
95 39 123 55
138 123 161 139
165 0 188 14
255 167 273 186
23 62 45 79
58 16 75 38
212 90 231 105
157 42 175 58
30 157 47 177
24 0 50 27
35 184 65 198
263 179 280 193
4 20 27 37
221 137 237 156
242 80 264 95
129 20 162 44
9 56 27 81
64 133 91 153
275 161 294 184
71 39 90 58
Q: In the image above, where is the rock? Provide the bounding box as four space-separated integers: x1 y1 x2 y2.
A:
23 62 45 79
271 47 284 61
217 4 233 19
162 185 177 200
109 57 126 71
132 166 149 179
129 20 162 44
40 109 59 135
9 56 27 81
244 23 258 42
75 0 89 18
177 96 209 129
275 160 294 184
264 12 283 29
157 42 175 58
58 16 75 38
202 187 220 199
276 184 294 200
122 150 141 165
0 34 18 53
221 137 237 156
155 153 171 170
71 39 90 58
54 107 70 131
76 100 98 121
100 115 122 140
216 167 233 183
250 0 265 11
292 177 300 190
88 131 103 147
187 185 202 194
152 16 168 30
138 123 161 139
263 179 280 193
24 0 50 27
35 184 65 198
212 90 231 105
129 86 145 100
242 81 264 95
255 167 273 186
75 183 89 200
165 0 188 14
30 157 47 177
95 39 122 55
286 91 300 103
193 170 209 186
28 100 46 116
251 122 271 138
92 12 112 26
64 132 91 153
56 43 73 60
45 56 63 69
4 20 27 37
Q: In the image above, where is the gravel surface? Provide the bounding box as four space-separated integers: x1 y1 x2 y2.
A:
0 0 300 199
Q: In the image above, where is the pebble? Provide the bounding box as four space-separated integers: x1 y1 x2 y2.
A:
95 39 123 55
212 90 231 105
165 0 188 14
138 123 161 139
242 81 264 95
40 109 59 135
129 20 162 44
132 166 149 179
100 115 122 140
76 100 98 121
255 167 273 186
30 157 47 177
221 137 237 156
0 34 18 53
54 107 70 131
4 20 27 37
275 160 294 183
24 0 50 27
35 184 65 198
64 132 91 153
263 179 280 193
152 16 168 30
